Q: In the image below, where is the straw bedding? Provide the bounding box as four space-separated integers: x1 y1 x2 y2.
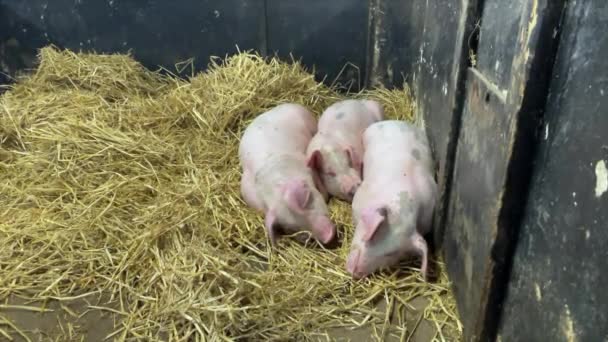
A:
0 46 461 341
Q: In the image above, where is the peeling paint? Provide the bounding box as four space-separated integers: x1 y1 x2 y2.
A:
534 283 542 301
522 0 539 65
562 305 576 342
526 0 539 44
368 3 387 88
595 160 608 198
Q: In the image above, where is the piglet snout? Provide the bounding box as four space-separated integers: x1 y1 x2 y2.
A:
346 248 365 279
340 176 361 200
311 216 336 244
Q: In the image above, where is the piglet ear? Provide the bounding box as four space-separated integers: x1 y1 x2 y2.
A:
307 150 323 171
264 211 280 246
312 171 329 202
307 150 328 199
284 180 311 212
360 207 388 241
345 146 362 173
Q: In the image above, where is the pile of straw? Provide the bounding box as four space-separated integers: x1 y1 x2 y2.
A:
0 46 461 341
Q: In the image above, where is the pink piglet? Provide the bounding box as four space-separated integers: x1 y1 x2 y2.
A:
306 99 384 202
346 120 437 280
239 103 336 245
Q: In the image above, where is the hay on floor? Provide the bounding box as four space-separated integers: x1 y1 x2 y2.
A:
0 46 461 341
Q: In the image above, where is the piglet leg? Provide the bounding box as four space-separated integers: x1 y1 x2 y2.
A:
412 232 429 280
264 211 280 246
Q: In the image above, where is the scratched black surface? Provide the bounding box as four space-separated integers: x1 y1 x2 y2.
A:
0 0 266 80
475 0 525 90
497 0 608 340
266 0 369 90
0 0 370 89
413 0 482 251
365 0 426 88
444 0 566 340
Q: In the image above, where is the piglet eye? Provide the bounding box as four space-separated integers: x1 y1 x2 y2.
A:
345 150 354 168
384 251 399 258
303 194 313 208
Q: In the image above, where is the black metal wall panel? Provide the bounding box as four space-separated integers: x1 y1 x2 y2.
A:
0 0 371 89
365 0 426 88
266 0 369 90
444 0 566 340
0 0 266 79
497 0 608 340
413 0 482 250
475 0 525 89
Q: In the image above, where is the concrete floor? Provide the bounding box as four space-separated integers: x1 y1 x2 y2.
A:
1 294 437 341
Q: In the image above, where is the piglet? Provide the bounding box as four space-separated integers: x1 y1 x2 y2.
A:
306 99 384 202
239 103 336 246
346 120 437 280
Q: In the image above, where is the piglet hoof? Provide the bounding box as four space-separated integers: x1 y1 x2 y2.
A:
321 235 341 249
268 237 278 248
292 232 312 245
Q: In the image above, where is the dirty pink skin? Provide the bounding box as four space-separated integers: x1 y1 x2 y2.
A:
239 103 336 246
346 120 437 280
306 99 384 202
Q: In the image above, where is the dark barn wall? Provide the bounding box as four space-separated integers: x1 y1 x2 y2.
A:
0 0 267 78
365 0 426 88
266 0 369 90
398 0 607 340
443 0 566 340
497 0 608 341
0 0 369 88
409 0 482 251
